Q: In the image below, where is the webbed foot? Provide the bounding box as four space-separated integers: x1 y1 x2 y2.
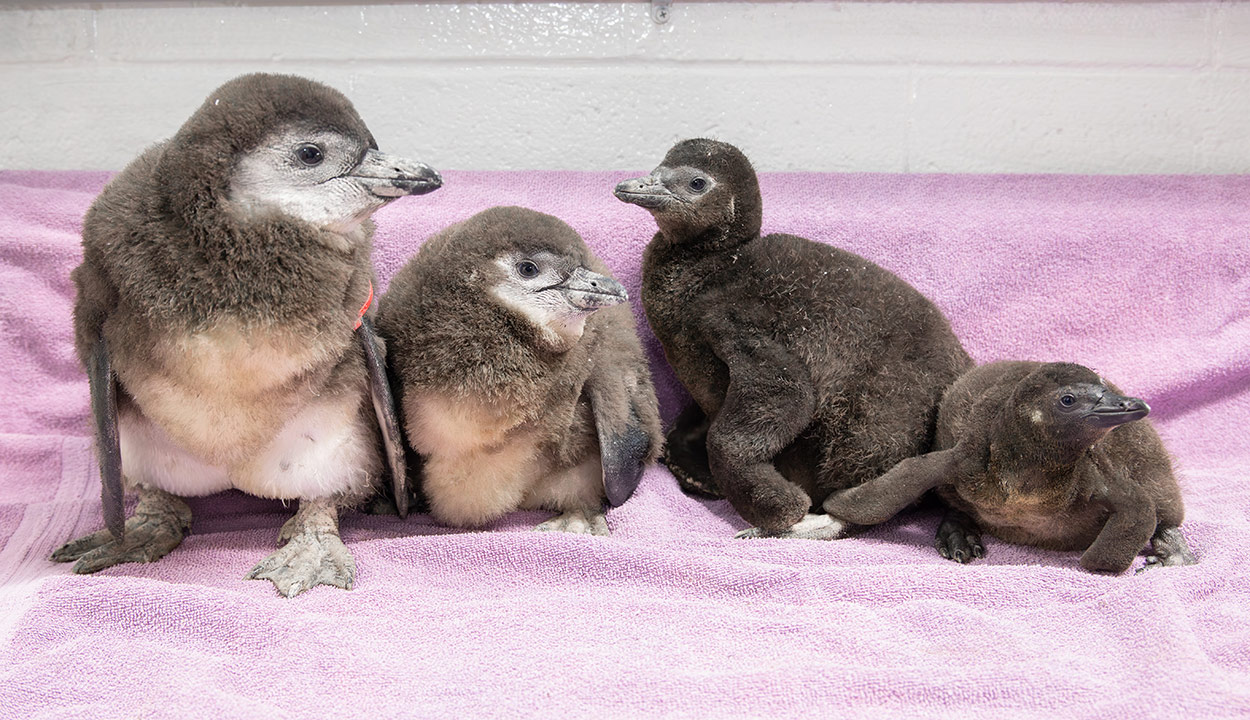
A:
51 488 191 574
936 509 985 564
1136 525 1198 574
661 404 720 498
535 509 610 536
246 499 355 597
661 448 721 498
735 513 851 541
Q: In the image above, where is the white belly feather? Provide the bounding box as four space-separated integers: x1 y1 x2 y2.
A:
116 324 377 500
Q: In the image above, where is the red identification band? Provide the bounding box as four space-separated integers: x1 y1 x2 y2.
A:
354 279 374 330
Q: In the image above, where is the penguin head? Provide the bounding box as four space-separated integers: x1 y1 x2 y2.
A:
489 249 627 348
155 73 441 234
427 207 627 351
1011 363 1150 447
614 138 762 243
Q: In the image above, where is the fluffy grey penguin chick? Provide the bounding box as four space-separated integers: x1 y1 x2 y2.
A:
376 206 663 535
823 361 1198 574
51 73 442 597
615 139 972 539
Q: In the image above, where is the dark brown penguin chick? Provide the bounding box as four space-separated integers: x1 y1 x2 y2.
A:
50 72 442 597
614 139 972 538
823 361 1198 573
376 206 662 534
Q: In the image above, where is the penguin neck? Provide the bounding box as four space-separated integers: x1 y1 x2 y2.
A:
989 411 1093 484
154 204 364 328
451 308 588 412
497 304 580 362
647 222 758 270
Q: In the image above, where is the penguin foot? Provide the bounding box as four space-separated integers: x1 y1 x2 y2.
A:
935 522 985 564
661 450 721 498
247 498 354 597
245 531 356 597
735 513 850 541
1136 556 1180 574
51 488 191 574
1135 526 1198 573
535 509 610 536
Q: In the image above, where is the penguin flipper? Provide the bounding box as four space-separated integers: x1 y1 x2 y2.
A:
88 327 126 540
822 447 968 526
357 316 408 518
588 373 653 508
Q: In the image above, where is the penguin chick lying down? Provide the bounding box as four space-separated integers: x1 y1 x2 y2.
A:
377 206 663 535
51 73 440 597
823 361 1198 574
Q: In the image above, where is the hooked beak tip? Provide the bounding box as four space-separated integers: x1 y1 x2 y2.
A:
613 178 671 209
1087 396 1151 429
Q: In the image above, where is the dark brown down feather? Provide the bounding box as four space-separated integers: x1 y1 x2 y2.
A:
824 361 1195 573
623 139 972 532
377 207 663 520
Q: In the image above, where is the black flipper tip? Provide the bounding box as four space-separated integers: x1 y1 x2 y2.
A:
600 412 651 508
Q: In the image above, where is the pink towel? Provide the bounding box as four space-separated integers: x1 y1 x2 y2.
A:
1 170 1247 718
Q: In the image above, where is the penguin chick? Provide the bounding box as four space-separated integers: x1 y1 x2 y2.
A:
823 361 1198 574
51 73 442 596
614 139 972 538
376 207 662 535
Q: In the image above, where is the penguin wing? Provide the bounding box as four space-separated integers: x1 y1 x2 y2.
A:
586 363 657 508
87 328 126 540
357 316 408 517
71 256 125 539
824 446 970 526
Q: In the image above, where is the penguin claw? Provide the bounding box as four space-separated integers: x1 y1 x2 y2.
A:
1134 551 1195 574
969 535 986 558
936 525 985 564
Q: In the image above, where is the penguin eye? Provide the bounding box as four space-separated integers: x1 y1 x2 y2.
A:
689 177 707 192
296 144 324 166
1060 394 1076 407
516 260 540 279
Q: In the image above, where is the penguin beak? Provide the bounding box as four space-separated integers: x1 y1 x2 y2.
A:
554 267 628 311
1085 391 1150 428
352 149 443 198
614 173 673 209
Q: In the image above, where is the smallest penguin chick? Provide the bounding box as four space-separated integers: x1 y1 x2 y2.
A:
377 207 662 535
823 361 1198 574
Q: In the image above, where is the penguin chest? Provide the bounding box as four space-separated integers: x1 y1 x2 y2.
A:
642 281 726 414
118 389 377 501
957 473 1099 550
123 322 348 464
405 392 548 527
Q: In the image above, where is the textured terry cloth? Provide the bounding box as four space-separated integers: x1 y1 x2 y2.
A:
1 170 1248 719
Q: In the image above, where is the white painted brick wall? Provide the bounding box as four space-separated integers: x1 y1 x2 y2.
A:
1 2 1247 173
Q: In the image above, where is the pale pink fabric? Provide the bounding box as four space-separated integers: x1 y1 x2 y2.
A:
1 170 1247 718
